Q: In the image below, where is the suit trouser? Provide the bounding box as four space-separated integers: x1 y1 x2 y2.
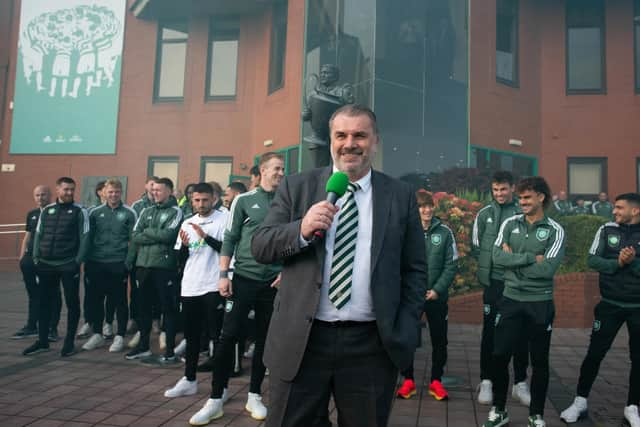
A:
36 261 81 346
85 261 129 337
20 255 61 332
182 292 224 381
401 300 448 382
492 297 554 416
480 279 529 383
576 301 640 406
135 267 179 356
267 321 398 427
211 273 276 397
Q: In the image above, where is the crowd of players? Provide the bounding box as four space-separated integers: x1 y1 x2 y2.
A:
10 157 640 427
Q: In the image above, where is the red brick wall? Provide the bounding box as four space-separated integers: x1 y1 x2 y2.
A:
469 0 542 159
449 272 600 328
470 0 640 197
0 1 304 252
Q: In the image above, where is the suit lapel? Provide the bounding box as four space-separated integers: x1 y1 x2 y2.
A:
370 170 391 272
313 167 332 266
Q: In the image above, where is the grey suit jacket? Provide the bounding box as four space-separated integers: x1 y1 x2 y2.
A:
251 167 427 381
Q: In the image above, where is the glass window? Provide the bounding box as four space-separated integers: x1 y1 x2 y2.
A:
154 21 188 101
635 0 640 92
269 0 288 94
566 0 605 93
200 157 233 186
496 0 518 85
148 157 179 188
568 157 607 197
207 19 240 99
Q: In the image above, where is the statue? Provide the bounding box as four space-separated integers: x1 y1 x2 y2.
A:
302 64 354 168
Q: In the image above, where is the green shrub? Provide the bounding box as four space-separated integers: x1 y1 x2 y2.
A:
556 215 608 274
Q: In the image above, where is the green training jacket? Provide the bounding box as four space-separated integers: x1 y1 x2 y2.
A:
221 186 281 281
423 217 458 301
87 203 137 263
472 199 521 286
130 198 183 270
492 214 566 302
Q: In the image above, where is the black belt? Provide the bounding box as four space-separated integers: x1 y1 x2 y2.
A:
313 319 376 328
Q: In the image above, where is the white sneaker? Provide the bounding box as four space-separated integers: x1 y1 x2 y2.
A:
512 381 531 406
559 396 588 423
477 379 493 405
528 414 546 426
128 331 140 349
243 342 255 359
82 333 105 351
189 398 224 425
109 335 125 352
245 392 267 420
77 323 91 338
624 405 640 427
164 376 197 398
102 323 113 338
159 332 166 351
174 338 187 356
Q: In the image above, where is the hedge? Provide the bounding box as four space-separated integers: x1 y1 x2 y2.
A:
555 214 608 274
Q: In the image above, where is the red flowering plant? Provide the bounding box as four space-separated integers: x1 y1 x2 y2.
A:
432 192 484 296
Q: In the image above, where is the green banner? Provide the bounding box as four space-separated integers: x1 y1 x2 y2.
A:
10 0 125 154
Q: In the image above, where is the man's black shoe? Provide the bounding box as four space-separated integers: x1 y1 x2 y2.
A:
23 341 50 356
60 340 76 357
48 329 60 342
197 357 215 372
12 326 38 340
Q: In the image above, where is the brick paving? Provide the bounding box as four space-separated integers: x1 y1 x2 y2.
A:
0 271 630 426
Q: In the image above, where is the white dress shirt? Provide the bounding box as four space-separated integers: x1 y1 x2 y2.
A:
315 169 375 321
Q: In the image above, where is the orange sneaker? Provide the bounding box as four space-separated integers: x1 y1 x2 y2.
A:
396 379 416 399
428 379 449 400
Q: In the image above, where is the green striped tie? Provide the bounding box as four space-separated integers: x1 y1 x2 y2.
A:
329 182 360 309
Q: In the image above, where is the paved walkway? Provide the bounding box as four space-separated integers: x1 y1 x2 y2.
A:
0 271 630 426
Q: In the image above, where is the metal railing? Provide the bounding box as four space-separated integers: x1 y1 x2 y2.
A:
0 223 25 260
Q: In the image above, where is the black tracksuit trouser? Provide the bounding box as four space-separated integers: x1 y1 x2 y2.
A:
576 301 640 406
36 261 81 346
401 300 448 382
480 279 529 383
85 261 129 337
182 292 225 381
211 273 276 397
493 297 554 416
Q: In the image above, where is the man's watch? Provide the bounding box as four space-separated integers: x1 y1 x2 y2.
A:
219 270 229 279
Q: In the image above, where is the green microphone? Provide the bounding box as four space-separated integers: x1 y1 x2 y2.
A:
314 172 350 240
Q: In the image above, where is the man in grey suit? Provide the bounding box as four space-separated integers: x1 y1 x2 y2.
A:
252 104 428 427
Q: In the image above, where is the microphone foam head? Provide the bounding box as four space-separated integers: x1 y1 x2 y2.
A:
325 172 350 197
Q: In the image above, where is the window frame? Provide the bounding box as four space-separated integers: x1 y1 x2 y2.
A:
636 157 640 192
268 0 288 94
253 145 300 175
153 20 189 103
566 157 608 199
470 145 538 176
205 18 240 101
565 0 606 95
199 156 233 185
147 156 180 187
495 0 519 87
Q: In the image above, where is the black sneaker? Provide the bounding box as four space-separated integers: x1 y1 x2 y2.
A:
60 341 76 357
48 329 60 342
197 357 215 372
12 326 38 340
142 354 178 366
23 341 50 356
125 347 152 360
